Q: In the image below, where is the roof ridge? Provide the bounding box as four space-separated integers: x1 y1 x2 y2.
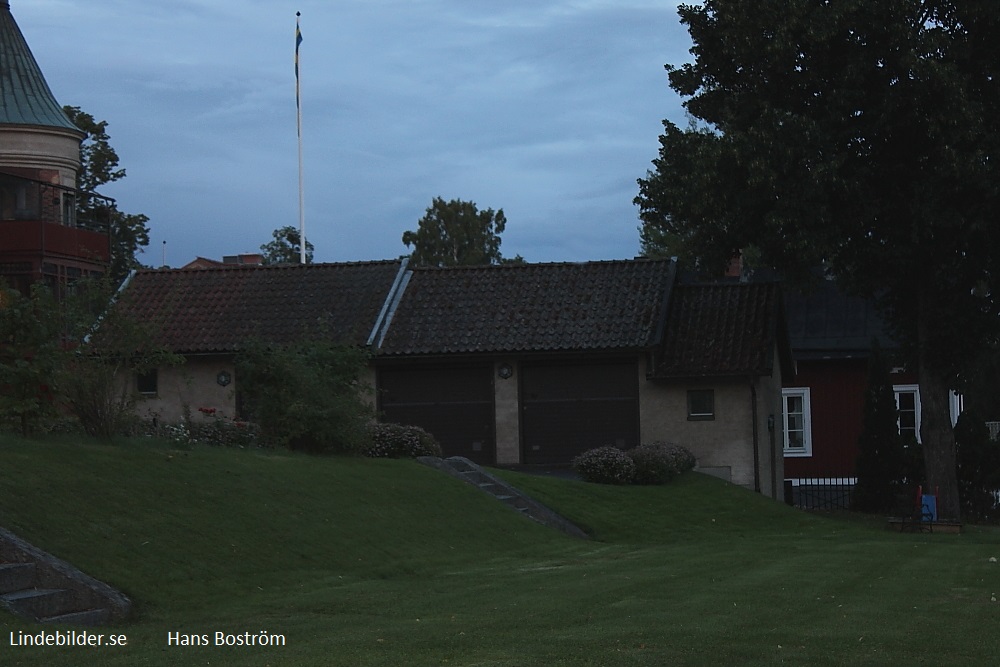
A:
409 257 674 272
138 259 402 275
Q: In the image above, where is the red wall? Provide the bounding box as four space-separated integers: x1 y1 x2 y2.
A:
784 359 916 478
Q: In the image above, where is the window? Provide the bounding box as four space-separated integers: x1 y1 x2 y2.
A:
893 384 920 444
136 369 158 396
687 389 714 421
782 388 812 457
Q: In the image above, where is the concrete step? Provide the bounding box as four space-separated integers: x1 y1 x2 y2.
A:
0 527 131 626
0 563 37 593
41 608 112 626
2 588 79 620
417 455 589 540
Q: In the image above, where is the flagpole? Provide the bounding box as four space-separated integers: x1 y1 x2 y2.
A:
295 11 306 264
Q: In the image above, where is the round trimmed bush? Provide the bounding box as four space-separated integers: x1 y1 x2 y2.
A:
628 441 696 485
365 422 443 459
572 446 636 485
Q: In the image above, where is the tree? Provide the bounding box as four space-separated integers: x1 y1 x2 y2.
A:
635 0 1000 520
0 283 63 436
60 276 182 440
260 225 314 265
853 340 906 513
235 337 371 453
402 197 522 267
63 106 150 285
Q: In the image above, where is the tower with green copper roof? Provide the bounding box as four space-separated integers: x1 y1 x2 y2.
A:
0 1 109 294
0 0 84 185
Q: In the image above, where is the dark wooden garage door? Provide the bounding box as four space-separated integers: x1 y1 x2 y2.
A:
378 365 495 464
521 360 639 465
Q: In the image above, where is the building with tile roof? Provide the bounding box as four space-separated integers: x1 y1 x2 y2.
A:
115 258 793 499
778 280 946 504
0 1 111 293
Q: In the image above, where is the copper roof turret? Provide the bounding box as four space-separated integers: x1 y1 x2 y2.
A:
0 1 83 134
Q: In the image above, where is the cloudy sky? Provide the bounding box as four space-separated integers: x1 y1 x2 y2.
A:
14 1 693 266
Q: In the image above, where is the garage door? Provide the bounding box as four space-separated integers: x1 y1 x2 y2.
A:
521 360 639 465
378 365 495 464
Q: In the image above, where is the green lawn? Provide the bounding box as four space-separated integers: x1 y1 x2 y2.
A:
0 434 998 666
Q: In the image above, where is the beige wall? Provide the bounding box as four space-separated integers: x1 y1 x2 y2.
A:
493 359 520 465
638 356 784 500
0 127 82 187
135 355 380 426
135 355 237 424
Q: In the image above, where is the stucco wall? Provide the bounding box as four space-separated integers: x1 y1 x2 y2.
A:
134 356 237 424
0 127 82 187
493 359 520 465
135 356 379 426
638 356 784 500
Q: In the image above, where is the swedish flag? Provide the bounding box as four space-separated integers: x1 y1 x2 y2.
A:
295 16 303 112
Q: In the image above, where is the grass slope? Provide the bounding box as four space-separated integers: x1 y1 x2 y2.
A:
0 435 998 666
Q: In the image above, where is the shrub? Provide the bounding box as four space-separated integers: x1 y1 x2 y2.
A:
364 422 442 459
572 446 636 485
235 338 372 454
628 441 696 485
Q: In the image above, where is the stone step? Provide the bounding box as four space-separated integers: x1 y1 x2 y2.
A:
41 608 112 627
2 588 78 620
417 455 589 540
0 527 131 626
0 563 37 593
446 457 477 471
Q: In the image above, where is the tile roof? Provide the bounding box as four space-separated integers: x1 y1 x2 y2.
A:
375 259 676 356
652 281 791 378
784 280 893 359
117 261 403 353
0 3 82 132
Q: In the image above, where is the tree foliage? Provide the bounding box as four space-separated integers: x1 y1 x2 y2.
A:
853 340 906 512
635 0 1000 520
0 278 180 439
235 338 371 454
0 284 63 436
63 106 151 285
402 197 522 267
260 225 314 265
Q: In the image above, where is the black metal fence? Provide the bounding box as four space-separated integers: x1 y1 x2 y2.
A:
785 478 856 511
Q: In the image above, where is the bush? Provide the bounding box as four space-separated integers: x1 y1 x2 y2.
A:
954 409 1000 523
364 422 443 459
572 446 636 485
628 441 697 485
235 338 372 454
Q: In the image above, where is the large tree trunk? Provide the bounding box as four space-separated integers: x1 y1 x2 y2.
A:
917 302 960 521
918 367 960 521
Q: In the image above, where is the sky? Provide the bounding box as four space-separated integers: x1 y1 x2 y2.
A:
13 1 694 267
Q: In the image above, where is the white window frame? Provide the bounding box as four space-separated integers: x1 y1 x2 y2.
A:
893 384 920 444
782 387 812 457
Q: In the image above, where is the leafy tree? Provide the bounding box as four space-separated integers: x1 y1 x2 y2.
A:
235 338 371 454
0 284 63 436
260 225 314 265
853 340 905 512
635 0 1000 520
402 197 522 267
63 106 150 285
60 277 183 440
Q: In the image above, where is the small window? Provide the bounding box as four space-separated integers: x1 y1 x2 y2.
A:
894 384 920 444
136 369 158 396
687 389 715 421
782 387 812 457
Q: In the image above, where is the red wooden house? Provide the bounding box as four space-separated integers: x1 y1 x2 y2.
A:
781 280 961 503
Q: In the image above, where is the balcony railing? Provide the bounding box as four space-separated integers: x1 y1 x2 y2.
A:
0 170 114 233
